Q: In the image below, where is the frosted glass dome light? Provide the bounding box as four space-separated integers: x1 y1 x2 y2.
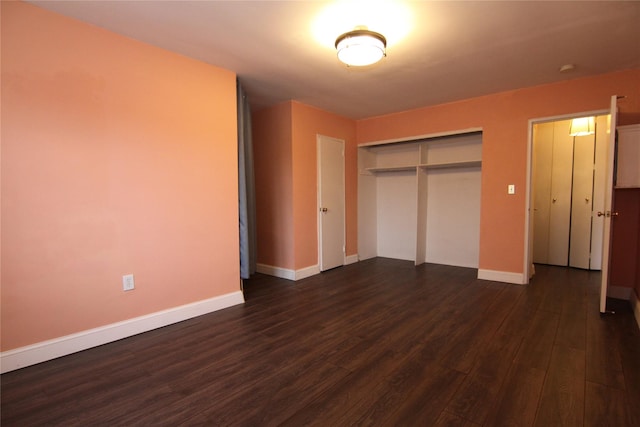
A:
335 29 386 67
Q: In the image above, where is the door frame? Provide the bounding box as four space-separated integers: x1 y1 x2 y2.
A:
523 108 609 283
317 134 346 271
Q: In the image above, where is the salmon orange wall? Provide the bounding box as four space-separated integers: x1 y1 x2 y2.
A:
252 102 295 269
610 189 640 290
253 101 357 271
291 102 357 270
1 2 239 351
357 69 640 275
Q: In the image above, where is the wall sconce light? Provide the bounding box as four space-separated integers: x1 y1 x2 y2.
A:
569 117 595 136
335 29 386 67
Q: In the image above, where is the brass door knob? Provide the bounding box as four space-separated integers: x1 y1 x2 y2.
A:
597 211 620 218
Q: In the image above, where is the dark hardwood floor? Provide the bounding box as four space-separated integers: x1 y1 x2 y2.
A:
2 258 639 426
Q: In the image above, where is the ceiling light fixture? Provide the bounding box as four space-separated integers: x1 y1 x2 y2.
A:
335 29 386 67
569 117 595 136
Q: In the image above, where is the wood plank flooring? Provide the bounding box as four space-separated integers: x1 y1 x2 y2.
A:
2 258 639 426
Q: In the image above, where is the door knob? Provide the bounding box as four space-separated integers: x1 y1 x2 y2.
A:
320 207 328 212
597 211 620 217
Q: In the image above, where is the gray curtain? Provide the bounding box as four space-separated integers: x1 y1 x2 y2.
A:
238 80 257 279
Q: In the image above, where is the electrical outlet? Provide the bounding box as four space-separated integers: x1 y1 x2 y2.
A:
123 274 135 291
508 184 515 195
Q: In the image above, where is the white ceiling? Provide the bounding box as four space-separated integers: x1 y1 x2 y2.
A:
29 1 640 120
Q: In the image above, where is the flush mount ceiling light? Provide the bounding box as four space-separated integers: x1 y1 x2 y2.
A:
335 29 386 67
569 117 595 136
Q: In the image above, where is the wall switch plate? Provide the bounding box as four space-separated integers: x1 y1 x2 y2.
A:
123 274 135 291
508 184 515 195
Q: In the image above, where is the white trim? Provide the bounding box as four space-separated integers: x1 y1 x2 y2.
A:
295 264 321 280
527 109 609 126
607 285 632 301
344 254 359 265
256 263 321 281
256 263 295 280
478 269 526 285
631 290 640 332
524 118 535 284
317 136 323 274
359 127 483 147
0 291 245 374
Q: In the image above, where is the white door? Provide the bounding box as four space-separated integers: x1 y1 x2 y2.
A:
548 120 574 265
599 96 618 313
569 131 596 269
317 135 345 271
532 120 573 266
589 115 610 270
532 122 554 264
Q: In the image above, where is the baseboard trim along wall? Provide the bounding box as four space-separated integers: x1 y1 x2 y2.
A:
477 269 527 285
631 290 640 332
295 265 321 280
258 261 528 286
256 263 322 281
345 254 359 265
0 291 245 374
256 263 296 280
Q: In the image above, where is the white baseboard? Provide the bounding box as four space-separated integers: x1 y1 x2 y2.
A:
0 291 245 374
256 263 321 281
631 290 640 332
357 253 376 262
607 285 632 300
256 263 295 280
477 269 526 285
345 254 359 265
295 264 320 280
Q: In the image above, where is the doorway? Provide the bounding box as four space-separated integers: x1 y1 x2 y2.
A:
525 96 619 313
531 115 608 270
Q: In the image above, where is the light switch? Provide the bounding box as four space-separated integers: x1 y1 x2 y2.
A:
508 184 515 195
123 274 135 291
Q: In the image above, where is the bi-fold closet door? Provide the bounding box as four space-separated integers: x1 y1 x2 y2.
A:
532 117 607 269
358 132 482 269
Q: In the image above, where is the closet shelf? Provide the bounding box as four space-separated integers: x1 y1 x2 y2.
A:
362 160 482 175
364 165 417 174
419 160 482 170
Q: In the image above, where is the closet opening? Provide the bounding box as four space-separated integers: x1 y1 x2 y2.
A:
358 129 482 270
